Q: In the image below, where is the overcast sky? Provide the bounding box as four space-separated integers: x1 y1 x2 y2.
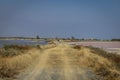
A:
0 0 120 39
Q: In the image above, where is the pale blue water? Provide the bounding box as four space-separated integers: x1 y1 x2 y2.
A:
0 40 47 48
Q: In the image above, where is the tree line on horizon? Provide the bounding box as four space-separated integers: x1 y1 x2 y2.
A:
0 36 120 41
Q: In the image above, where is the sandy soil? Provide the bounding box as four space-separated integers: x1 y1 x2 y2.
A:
17 46 101 80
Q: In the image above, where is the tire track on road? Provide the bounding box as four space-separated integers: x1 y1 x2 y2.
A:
20 50 50 80
18 45 102 80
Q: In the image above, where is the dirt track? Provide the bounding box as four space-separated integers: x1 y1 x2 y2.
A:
17 46 101 80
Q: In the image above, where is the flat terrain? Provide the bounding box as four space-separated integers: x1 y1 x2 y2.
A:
0 44 120 80
68 41 120 54
18 45 100 80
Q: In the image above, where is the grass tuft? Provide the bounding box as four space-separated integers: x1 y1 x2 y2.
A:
87 46 120 70
0 45 41 79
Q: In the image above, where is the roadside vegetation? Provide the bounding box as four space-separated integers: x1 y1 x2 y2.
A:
0 45 40 79
72 45 120 80
0 44 120 80
87 46 120 70
0 45 33 57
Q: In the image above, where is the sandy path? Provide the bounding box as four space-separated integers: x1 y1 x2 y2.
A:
17 47 101 80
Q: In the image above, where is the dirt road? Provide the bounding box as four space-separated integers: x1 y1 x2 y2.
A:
17 46 101 80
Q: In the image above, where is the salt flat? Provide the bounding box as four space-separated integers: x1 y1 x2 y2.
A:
68 41 120 54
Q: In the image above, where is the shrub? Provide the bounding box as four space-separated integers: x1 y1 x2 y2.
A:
87 46 120 70
3 44 32 50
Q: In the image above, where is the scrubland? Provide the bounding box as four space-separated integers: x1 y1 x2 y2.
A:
0 44 120 80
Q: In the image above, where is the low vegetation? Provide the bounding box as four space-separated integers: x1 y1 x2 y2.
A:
73 45 120 80
87 46 120 70
0 44 120 80
0 45 41 79
0 45 33 57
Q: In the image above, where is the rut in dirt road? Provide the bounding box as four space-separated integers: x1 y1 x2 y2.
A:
18 45 102 80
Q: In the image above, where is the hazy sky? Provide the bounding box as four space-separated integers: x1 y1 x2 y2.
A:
0 0 120 39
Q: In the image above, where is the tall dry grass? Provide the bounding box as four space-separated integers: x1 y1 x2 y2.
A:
0 44 120 80
71 45 120 80
88 46 120 70
41 44 120 80
0 45 41 79
50 44 120 80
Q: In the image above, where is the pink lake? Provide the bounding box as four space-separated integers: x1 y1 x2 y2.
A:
68 41 120 54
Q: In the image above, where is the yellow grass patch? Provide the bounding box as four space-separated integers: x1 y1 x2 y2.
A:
0 44 120 80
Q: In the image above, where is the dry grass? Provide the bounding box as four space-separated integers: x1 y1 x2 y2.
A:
51 44 120 80
71 45 120 80
3 44 32 50
0 45 33 57
44 44 120 80
88 46 120 70
0 44 120 80
48 44 120 80
0 45 41 79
